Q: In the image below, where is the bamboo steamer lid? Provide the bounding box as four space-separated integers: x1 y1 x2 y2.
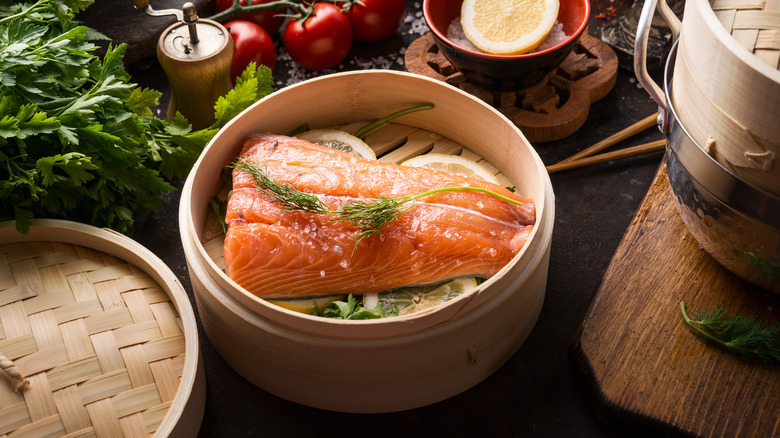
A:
712 0 780 67
671 0 780 195
0 220 204 437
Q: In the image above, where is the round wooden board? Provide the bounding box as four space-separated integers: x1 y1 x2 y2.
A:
405 32 618 142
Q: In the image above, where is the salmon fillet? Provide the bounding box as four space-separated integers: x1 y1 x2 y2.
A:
223 133 535 298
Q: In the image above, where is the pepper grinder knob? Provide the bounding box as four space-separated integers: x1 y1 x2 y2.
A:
156 5 233 130
182 2 199 44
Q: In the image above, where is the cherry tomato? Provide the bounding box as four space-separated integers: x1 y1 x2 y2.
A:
283 3 353 71
224 20 277 81
215 0 286 35
339 0 404 42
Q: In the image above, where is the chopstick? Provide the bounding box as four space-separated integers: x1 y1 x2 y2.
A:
546 139 666 174
557 112 659 163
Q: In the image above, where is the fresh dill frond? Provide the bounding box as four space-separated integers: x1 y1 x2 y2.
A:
680 301 780 365
232 158 329 214
333 196 413 241
232 159 526 243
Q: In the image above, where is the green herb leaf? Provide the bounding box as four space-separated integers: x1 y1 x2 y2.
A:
214 62 272 125
0 98 60 139
322 294 396 320
352 103 434 139
209 197 228 234
125 87 162 117
680 301 780 365
0 1 273 234
36 153 97 186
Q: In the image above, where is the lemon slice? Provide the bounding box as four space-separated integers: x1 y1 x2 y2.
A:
460 0 560 55
296 129 377 160
401 153 499 184
267 295 346 315
378 278 479 316
377 155 491 316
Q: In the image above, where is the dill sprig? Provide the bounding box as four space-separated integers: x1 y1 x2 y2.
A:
680 301 780 365
333 196 413 241
231 158 524 242
233 158 329 214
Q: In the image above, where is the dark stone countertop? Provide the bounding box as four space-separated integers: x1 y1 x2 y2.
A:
97 1 675 436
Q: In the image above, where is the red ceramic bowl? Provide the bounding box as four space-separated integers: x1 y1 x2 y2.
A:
423 0 590 91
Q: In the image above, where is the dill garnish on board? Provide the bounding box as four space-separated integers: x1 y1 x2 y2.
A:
231 158 525 243
680 301 780 365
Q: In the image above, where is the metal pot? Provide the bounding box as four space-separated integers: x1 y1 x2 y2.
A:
634 0 780 293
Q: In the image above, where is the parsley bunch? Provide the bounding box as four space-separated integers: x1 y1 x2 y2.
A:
314 294 397 320
0 0 272 234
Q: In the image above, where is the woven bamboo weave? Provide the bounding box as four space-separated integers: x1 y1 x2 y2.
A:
0 239 186 437
711 0 780 69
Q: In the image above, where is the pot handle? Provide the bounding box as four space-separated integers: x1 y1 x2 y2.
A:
656 0 681 39
634 0 681 132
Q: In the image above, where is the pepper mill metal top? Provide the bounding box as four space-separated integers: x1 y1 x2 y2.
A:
160 20 228 61
134 0 229 61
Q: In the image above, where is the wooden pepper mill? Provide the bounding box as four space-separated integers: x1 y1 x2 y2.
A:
133 0 233 130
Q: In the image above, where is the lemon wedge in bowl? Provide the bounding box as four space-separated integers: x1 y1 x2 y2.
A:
401 153 499 184
460 0 560 55
296 129 377 160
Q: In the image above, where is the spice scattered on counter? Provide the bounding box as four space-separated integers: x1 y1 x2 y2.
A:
594 0 625 21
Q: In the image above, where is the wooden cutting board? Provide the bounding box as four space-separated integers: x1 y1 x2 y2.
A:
570 161 780 437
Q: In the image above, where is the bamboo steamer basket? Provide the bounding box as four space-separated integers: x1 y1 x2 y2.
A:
0 219 205 437
179 70 555 413
671 0 780 196
636 0 780 292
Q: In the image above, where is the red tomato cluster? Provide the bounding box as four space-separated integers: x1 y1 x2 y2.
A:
283 3 351 71
284 0 405 70
217 0 405 77
338 0 405 43
223 20 277 81
217 0 283 82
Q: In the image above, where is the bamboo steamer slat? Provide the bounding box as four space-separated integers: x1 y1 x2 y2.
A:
672 0 780 195
179 70 554 412
712 0 780 68
0 220 205 437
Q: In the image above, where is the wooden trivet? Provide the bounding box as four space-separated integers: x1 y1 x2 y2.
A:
405 32 618 142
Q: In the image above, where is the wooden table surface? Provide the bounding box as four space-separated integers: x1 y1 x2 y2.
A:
80 0 778 436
